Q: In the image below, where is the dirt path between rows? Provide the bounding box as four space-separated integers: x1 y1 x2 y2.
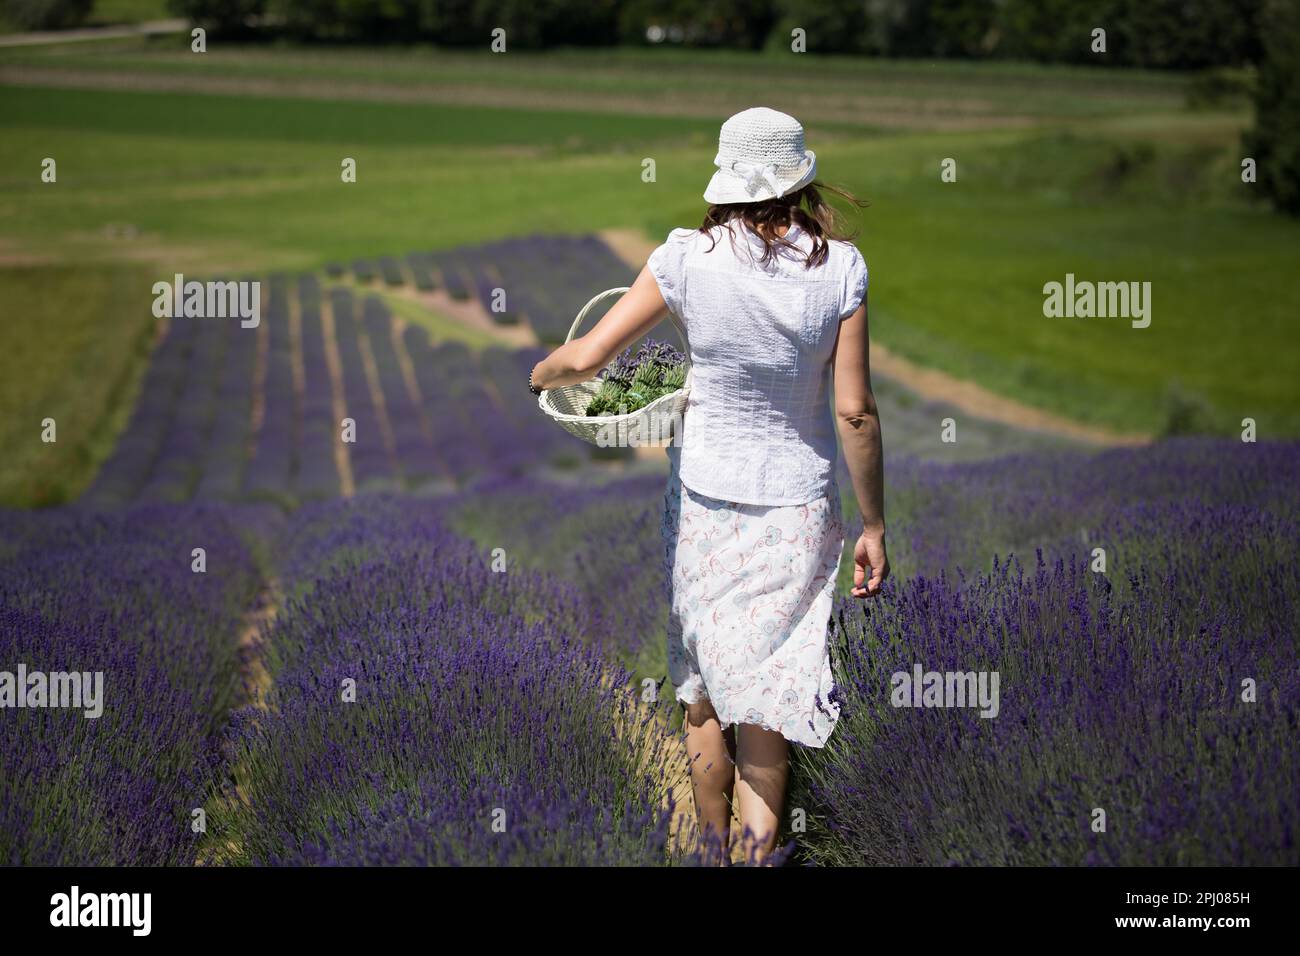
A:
235 580 277 713
319 292 356 496
599 228 1151 448
398 284 539 347
195 578 277 866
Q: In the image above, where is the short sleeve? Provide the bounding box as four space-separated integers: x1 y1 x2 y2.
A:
839 245 869 320
646 227 694 318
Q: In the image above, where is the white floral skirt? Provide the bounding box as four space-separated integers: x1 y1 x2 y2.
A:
660 457 845 748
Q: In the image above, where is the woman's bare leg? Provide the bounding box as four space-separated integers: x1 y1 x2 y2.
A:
735 723 789 864
683 699 736 863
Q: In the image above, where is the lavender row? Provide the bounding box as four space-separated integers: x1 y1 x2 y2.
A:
405 252 436 291
479 345 595 466
861 437 1300 580
193 318 257 501
413 332 577 481
429 250 470 300
403 330 495 482
295 276 341 500
431 339 532 478
378 256 405 287
329 288 396 491
210 495 686 866
495 233 635 343
243 278 297 504
449 470 669 664
395 234 634 342
0 503 262 865
137 317 229 503
360 296 443 487
80 318 197 507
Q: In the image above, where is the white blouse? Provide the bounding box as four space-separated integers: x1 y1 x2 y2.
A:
647 221 869 506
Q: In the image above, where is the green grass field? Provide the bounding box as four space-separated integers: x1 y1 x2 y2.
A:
0 263 156 505
1 39 1297 505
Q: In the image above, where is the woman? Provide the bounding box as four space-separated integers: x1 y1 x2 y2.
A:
529 107 888 864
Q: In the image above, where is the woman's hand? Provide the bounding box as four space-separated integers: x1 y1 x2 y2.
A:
833 300 889 601
850 528 889 599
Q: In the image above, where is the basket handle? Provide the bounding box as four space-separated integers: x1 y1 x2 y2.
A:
564 287 689 351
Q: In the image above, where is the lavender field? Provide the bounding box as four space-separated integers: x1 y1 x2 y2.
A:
335 234 636 344
81 256 618 511
452 439 1300 866
1 232 1297 866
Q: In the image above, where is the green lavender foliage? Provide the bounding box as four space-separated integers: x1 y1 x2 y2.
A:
584 379 629 417
585 339 687 417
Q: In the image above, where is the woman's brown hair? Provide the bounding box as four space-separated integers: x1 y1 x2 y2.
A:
699 181 868 268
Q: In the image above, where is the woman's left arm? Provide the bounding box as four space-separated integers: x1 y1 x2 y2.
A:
530 265 671 390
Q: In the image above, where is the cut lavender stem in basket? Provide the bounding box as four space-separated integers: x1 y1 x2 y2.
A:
586 339 688 416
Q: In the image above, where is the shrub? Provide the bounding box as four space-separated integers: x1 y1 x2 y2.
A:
2 0 93 30
1157 381 1222 437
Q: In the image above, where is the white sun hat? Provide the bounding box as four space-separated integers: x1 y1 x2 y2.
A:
703 106 818 205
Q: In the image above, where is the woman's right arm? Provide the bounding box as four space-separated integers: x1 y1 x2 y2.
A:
832 297 890 598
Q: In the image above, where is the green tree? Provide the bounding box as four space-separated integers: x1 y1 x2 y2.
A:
168 0 267 35
990 0 1111 64
1104 0 1262 69
928 0 997 57
768 0 868 54
1244 0 1300 215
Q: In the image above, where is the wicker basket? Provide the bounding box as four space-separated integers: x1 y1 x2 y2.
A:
538 287 691 448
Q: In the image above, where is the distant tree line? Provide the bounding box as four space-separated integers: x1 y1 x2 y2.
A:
158 0 1276 70
2 0 1271 70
